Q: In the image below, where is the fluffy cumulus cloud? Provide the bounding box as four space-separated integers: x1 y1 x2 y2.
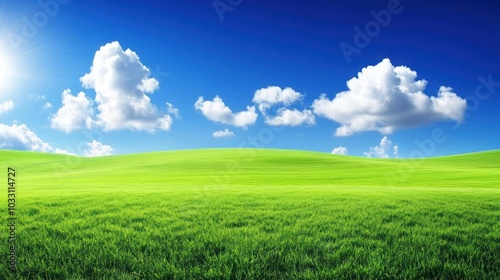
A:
84 140 113 157
312 58 467 136
51 89 94 133
253 86 302 112
252 86 315 126
0 123 69 154
0 100 14 114
213 128 235 138
194 96 257 128
364 136 398 158
265 108 315 126
78 41 175 132
331 146 348 155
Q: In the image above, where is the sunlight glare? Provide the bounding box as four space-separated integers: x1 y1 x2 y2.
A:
0 46 14 90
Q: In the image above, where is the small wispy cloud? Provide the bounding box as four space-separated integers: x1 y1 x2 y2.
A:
166 102 180 119
42 102 53 110
29 94 46 102
331 146 348 155
213 128 235 138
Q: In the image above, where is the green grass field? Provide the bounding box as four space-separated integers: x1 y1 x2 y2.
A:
1 149 499 279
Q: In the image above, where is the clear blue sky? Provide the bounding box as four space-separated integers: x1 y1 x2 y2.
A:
0 0 499 157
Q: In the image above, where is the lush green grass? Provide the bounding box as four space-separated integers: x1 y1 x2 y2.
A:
1 149 499 279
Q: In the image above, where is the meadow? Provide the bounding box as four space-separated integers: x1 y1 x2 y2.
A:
0 149 499 279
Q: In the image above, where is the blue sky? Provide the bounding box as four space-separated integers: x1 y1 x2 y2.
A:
0 0 499 157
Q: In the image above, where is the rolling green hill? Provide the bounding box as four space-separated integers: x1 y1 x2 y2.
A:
3 148 500 190
0 149 499 279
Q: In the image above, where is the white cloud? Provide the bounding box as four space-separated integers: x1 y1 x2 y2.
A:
265 108 315 126
30 95 52 110
42 102 53 110
0 123 69 154
84 140 113 157
331 146 348 155
253 86 302 112
79 41 175 132
51 89 94 133
213 129 235 138
252 86 315 126
166 102 180 119
194 96 257 128
29 94 46 102
312 58 467 136
0 100 14 114
364 136 398 158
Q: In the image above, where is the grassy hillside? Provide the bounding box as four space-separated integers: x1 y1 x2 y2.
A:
0 149 499 279
4 148 500 190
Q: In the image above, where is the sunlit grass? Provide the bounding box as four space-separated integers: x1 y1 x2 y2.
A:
1 149 499 279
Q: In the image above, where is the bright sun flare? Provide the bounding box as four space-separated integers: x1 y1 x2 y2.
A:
0 60 7 78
